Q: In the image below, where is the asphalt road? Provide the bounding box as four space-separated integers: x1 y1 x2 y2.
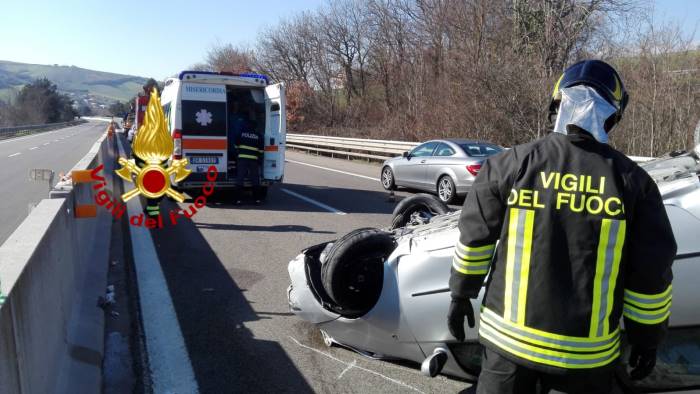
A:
127 149 470 393
0 121 107 244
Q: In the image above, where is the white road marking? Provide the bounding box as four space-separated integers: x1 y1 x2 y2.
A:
338 359 356 379
29 146 38 150
288 336 425 393
43 142 50 146
7 152 20 157
281 188 347 215
116 137 199 394
286 159 379 182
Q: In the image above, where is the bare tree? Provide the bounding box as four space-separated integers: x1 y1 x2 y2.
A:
206 43 253 73
203 0 698 155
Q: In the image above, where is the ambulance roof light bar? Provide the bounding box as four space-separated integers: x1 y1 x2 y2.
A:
178 70 269 85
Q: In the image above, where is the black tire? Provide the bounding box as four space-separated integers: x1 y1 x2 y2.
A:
321 228 396 318
437 175 457 204
390 193 450 229
319 227 376 264
380 166 396 190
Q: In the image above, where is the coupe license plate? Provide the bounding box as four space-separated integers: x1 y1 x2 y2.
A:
189 156 219 165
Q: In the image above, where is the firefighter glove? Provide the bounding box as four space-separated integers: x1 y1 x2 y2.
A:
629 346 656 380
447 298 475 342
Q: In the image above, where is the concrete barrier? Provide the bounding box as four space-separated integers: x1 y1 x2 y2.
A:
0 132 116 394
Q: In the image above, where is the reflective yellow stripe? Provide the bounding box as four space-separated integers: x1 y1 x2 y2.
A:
624 301 671 316
453 256 490 266
590 220 609 337
623 302 671 325
604 220 625 334
456 242 495 255
479 323 621 369
452 242 494 276
481 308 619 352
238 154 259 160
238 144 261 152
623 311 670 325
504 208 534 323
452 261 489 275
624 285 672 308
452 255 490 269
454 248 493 262
622 284 671 325
517 210 534 325
590 219 626 337
504 208 519 322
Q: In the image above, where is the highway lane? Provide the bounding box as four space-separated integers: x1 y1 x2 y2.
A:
0 121 107 244
128 149 470 393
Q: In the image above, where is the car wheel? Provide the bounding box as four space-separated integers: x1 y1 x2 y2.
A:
437 175 457 204
390 193 450 229
321 228 396 318
381 166 396 190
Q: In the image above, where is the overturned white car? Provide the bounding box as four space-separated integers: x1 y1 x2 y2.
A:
287 146 700 392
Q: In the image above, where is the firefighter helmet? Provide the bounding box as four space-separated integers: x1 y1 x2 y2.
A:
549 60 629 131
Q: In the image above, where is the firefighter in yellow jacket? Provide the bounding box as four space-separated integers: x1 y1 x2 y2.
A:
447 60 676 393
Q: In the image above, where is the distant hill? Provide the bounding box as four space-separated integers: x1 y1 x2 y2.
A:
0 60 148 103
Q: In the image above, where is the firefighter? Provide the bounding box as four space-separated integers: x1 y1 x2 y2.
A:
232 104 263 204
447 60 676 393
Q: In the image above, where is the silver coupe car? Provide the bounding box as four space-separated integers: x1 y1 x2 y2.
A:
380 139 503 204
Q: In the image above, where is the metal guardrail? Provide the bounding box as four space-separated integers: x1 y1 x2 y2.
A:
286 133 655 163
0 120 86 140
286 133 419 161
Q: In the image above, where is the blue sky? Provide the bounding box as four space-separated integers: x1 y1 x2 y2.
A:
0 0 696 80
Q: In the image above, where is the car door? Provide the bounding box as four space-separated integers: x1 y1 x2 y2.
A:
425 143 457 188
264 83 285 181
398 142 438 188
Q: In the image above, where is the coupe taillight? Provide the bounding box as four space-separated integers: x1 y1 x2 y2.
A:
467 164 481 176
173 130 182 160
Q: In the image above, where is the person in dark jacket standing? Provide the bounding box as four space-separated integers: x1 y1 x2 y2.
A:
231 105 264 204
447 60 677 393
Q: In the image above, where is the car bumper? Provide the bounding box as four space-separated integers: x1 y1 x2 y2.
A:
455 180 474 195
287 253 340 324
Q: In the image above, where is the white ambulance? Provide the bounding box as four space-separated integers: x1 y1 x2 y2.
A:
160 71 286 198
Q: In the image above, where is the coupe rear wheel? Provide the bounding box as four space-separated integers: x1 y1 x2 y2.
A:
381 166 395 190
390 193 450 229
437 175 457 204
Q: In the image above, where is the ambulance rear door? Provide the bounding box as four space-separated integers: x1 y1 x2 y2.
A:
263 83 285 181
180 83 228 177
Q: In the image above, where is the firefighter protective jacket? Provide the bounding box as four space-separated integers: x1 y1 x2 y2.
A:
449 130 676 373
